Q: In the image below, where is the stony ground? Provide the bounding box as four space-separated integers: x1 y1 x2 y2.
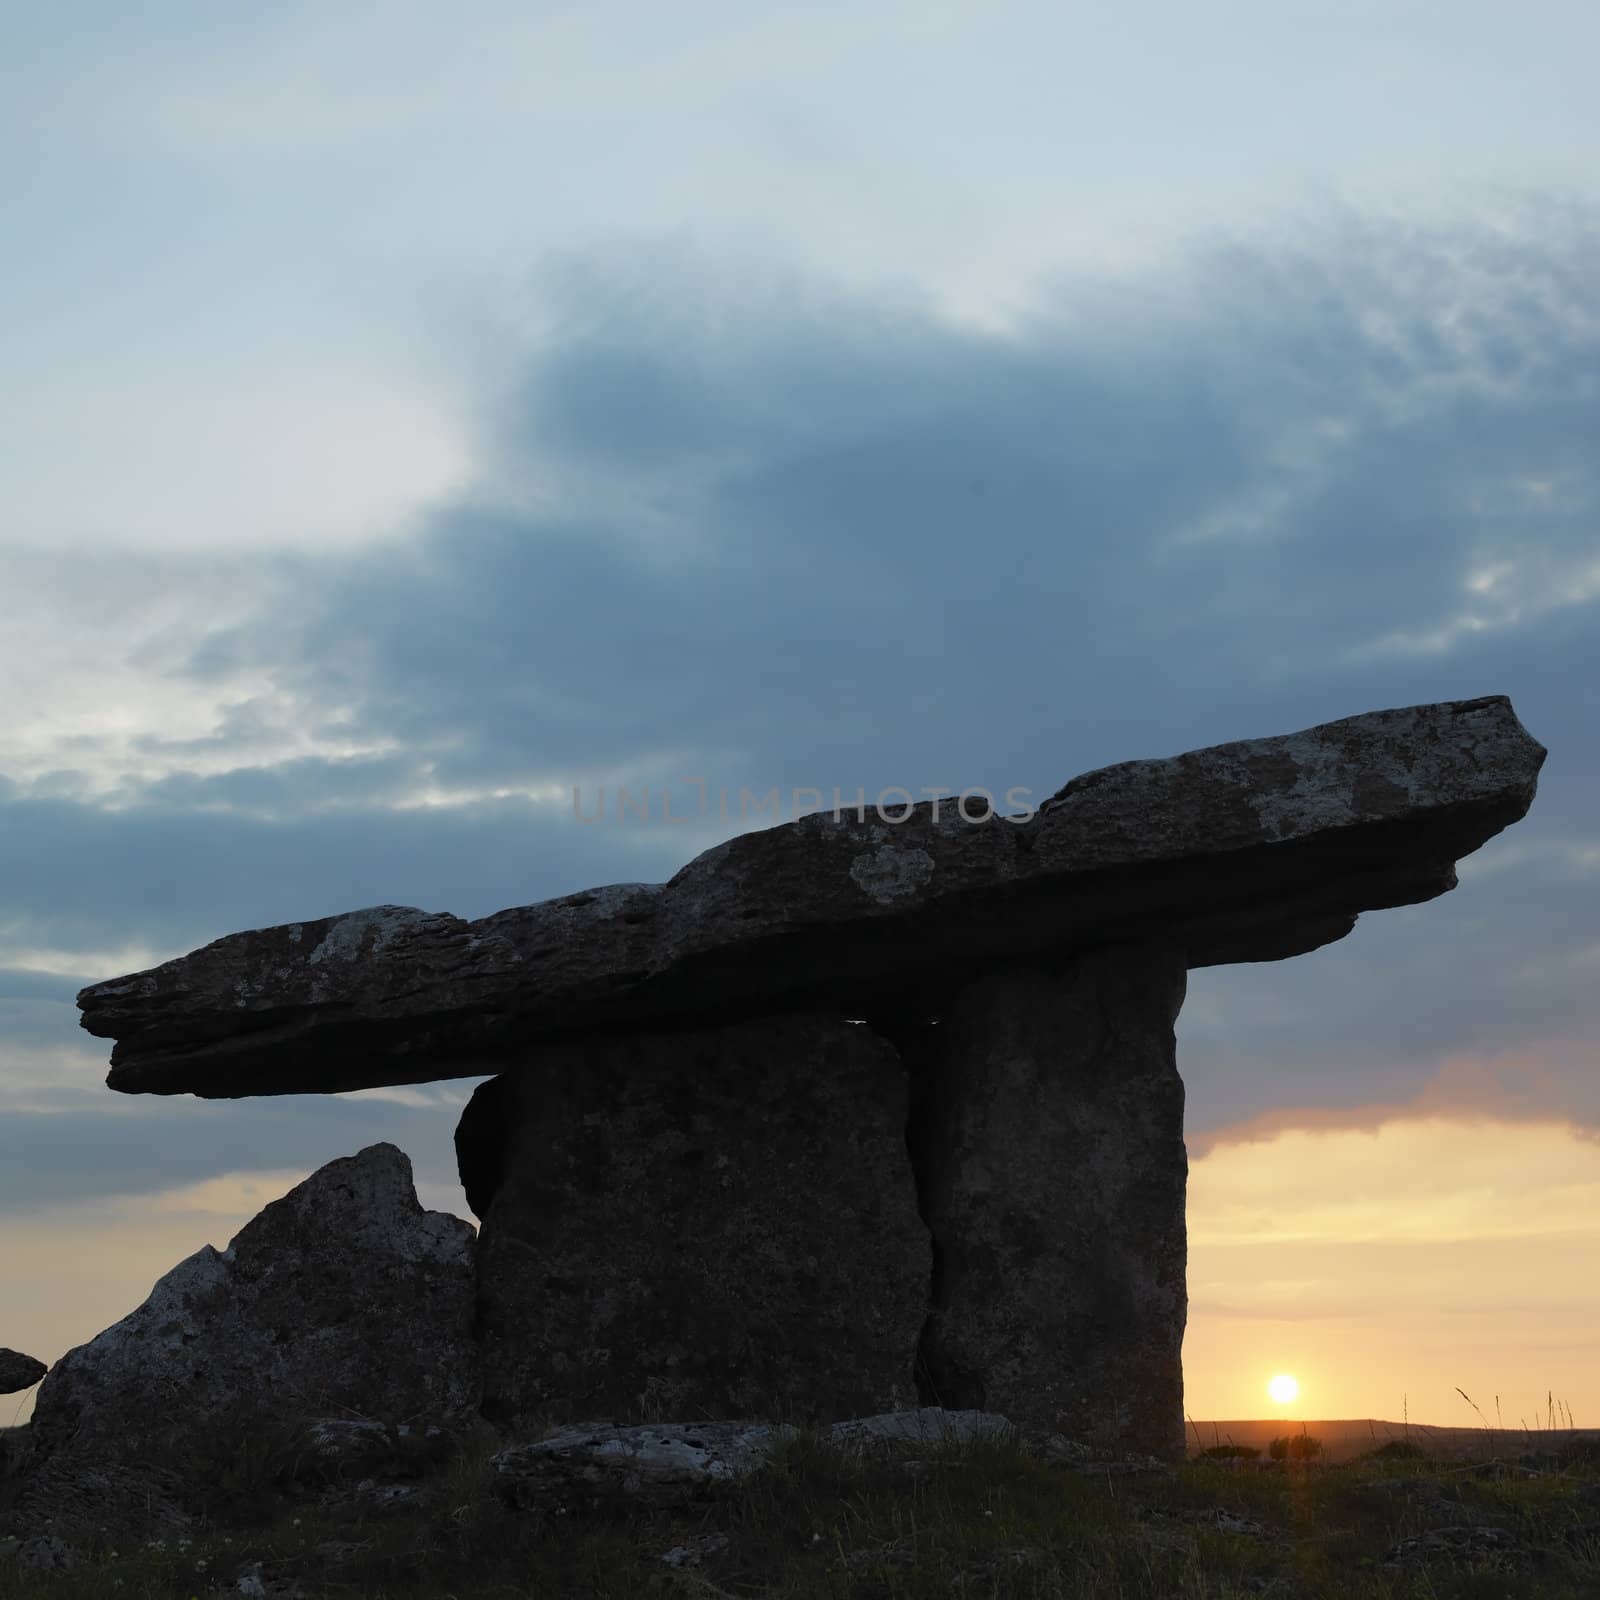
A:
2 1417 1599 1598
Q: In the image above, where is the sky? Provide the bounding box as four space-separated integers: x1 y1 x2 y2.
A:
2 0 1597 1432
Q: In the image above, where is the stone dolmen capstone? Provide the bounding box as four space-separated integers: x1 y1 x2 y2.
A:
12 1144 477 1540
72 696 1547 1459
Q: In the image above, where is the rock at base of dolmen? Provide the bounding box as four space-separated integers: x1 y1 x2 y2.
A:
459 1012 928 1431
0 1351 46 1394
908 947 1190 1460
15 1144 478 1540
491 1407 1022 1511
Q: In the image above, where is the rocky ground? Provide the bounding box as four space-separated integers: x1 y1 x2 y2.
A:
2 1412 1598 1598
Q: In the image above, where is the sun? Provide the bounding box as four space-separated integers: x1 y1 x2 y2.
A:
1268 1374 1300 1405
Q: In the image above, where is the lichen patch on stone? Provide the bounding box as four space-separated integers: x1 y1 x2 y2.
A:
849 846 936 904
308 906 435 965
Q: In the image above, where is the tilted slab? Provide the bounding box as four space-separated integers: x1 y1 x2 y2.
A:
78 695 1544 1097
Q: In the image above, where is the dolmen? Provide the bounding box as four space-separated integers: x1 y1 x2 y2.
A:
72 696 1546 1463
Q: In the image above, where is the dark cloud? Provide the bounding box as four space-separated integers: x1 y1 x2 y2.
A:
0 968 88 1058
0 791 698 962
178 204 1600 802
0 968 81 1004
2 198 1596 1200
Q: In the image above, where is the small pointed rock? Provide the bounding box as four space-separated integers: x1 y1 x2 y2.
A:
0 1350 46 1394
16 1144 477 1541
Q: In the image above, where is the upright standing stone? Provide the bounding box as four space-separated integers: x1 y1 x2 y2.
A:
904 946 1189 1459
459 1012 928 1430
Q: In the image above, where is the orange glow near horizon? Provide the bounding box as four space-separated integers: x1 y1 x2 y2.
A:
2 1115 1598 1433
1184 1115 1600 1424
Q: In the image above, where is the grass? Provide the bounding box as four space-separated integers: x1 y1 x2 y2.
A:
2 1407 1599 1599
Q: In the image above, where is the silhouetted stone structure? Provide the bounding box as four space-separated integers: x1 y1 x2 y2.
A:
73 696 1546 1457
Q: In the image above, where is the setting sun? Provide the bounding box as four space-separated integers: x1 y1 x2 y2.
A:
1268 1375 1300 1405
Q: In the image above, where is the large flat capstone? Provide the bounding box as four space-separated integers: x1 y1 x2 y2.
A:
78 696 1545 1097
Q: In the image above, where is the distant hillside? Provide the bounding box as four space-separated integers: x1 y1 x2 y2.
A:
6 1415 1597 1464
1188 1417 1600 1462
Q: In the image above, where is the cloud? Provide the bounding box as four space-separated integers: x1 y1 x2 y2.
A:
1185 1009 1600 1155
1190 1030 1600 1158
1183 1117 1600 1419
1 197 1596 1202
2 361 470 558
146 205 1596 820
0 1086 476 1213
1190 1114 1600 1247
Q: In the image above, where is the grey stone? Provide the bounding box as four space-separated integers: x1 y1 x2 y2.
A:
495 1419 798 1509
492 1406 1022 1510
11 1533 84 1575
462 1012 927 1430
302 1418 445 1465
0 1351 45 1394
1382 1524 1533 1574
827 1407 1021 1458
891 947 1189 1459
15 1144 476 1538
233 1561 311 1598
6 1459 193 1543
658 1531 731 1567
1144 1505 1273 1538
79 695 1544 1097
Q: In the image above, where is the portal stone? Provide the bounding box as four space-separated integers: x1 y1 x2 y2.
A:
459 1012 928 1430
899 947 1190 1459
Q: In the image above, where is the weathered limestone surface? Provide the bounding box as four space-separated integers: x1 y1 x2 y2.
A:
491 1408 1029 1510
13 1145 477 1539
887 948 1191 1458
487 1408 1172 1528
79 696 1545 1097
459 1013 928 1430
0 1352 45 1395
